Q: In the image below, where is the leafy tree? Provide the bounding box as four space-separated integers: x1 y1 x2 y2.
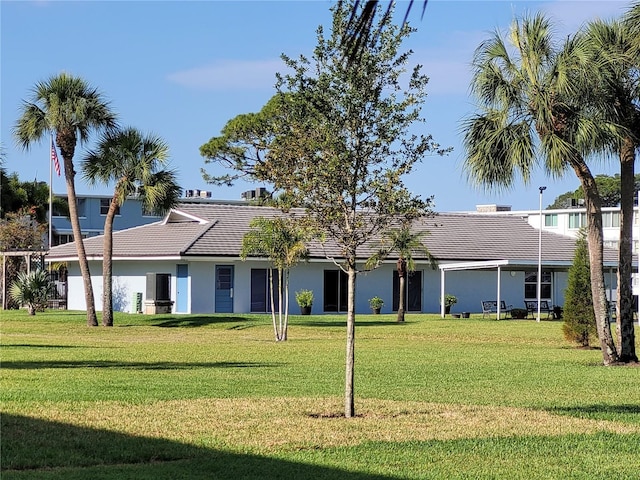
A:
202 1 444 416
365 223 436 322
9 269 53 315
240 216 309 341
579 16 640 362
562 231 597 347
82 127 180 327
14 73 118 326
461 13 619 364
547 174 640 209
0 209 48 309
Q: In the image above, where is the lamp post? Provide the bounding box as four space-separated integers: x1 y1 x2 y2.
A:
537 186 547 322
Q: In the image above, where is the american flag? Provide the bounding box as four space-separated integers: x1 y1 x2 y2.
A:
51 137 61 176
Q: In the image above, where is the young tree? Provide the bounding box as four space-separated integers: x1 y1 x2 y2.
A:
461 13 619 365
562 231 597 348
240 216 309 341
82 127 181 326
202 1 444 416
365 223 436 322
14 73 118 326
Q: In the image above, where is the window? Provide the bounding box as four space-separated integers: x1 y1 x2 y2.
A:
100 198 120 216
602 212 620 228
524 271 551 300
568 212 586 229
77 198 86 217
392 270 422 311
250 269 280 312
146 273 171 301
544 214 558 227
324 270 348 312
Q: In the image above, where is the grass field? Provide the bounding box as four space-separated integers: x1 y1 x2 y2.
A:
2 310 639 479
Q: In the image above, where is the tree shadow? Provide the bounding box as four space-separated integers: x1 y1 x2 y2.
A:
1 414 396 480
1 360 282 371
547 404 640 423
297 321 403 327
151 316 257 328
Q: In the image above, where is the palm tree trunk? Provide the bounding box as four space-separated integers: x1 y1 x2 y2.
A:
345 258 357 418
616 138 638 362
573 159 619 364
397 258 406 322
60 146 98 326
102 199 118 327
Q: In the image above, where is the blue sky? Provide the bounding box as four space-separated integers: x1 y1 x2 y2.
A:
0 0 631 212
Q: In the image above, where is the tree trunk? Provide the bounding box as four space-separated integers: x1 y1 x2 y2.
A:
59 141 98 326
616 138 638 362
102 199 118 327
397 258 406 322
344 259 356 418
573 159 618 365
269 268 278 341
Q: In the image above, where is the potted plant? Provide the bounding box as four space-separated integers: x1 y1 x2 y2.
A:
443 294 457 314
368 296 384 314
295 289 313 315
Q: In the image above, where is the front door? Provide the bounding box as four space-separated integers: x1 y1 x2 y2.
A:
215 265 234 313
176 264 188 313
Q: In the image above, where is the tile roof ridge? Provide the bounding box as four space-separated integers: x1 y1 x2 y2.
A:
179 220 219 254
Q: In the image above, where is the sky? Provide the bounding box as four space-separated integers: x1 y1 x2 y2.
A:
0 0 632 212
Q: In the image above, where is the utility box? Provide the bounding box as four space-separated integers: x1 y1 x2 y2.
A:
132 292 142 314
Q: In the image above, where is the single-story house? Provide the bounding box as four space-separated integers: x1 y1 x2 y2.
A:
46 203 622 316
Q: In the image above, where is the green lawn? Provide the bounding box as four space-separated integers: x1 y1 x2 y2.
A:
2 310 639 479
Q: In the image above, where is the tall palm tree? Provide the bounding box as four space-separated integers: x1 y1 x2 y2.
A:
366 223 435 322
461 14 619 365
14 73 117 326
82 127 181 326
579 19 639 362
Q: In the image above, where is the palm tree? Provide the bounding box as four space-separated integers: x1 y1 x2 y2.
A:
241 216 309 341
461 14 619 365
579 19 639 362
9 269 54 315
366 223 435 322
14 73 117 326
82 127 181 326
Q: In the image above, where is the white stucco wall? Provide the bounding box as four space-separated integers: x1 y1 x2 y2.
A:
64 258 576 315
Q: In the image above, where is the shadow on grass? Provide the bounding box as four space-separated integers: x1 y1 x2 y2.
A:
297 321 403 328
548 404 640 423
1 414 395 480
151 316 257 328
1 360 281 371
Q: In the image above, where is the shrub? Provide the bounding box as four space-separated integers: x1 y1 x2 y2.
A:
562 231 596 347
9 269 53 315
368 296 384 309
295 289 314 307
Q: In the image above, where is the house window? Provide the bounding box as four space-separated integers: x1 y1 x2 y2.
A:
544 214 558 227
324 270 348 312
146 273 171 301
77 198 86 217
568 212 586 229
250 269 280 312
602 212 620 228
100 198 120 216
524 271 551 300
392 270 422 311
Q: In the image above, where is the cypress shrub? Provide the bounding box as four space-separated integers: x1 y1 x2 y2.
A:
562 230 597 347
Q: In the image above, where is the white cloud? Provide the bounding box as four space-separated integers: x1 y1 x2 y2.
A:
167 59 287 91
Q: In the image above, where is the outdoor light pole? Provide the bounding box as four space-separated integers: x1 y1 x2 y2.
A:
537 186 547 322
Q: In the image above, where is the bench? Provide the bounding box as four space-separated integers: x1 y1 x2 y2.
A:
481 300 512 319
525 300 552 319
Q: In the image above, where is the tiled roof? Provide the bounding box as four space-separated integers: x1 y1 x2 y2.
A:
47 203 617 265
